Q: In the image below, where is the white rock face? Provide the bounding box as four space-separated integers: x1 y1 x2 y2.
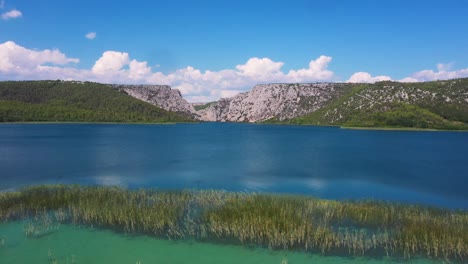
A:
110 84 196 115
197 83 344 122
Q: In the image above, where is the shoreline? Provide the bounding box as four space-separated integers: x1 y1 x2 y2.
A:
1 121 467 132
340 126 468 132
0 121 199 125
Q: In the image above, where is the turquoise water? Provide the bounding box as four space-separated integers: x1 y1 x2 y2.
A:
0 222 442 264
1 123 467 208
1 123 466 263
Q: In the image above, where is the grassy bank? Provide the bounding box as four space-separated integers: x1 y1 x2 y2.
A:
0 185 466 261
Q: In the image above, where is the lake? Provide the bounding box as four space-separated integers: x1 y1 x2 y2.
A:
0 222 443 264
1 123 466 209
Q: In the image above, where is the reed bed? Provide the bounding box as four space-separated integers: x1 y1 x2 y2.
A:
0 185 466 261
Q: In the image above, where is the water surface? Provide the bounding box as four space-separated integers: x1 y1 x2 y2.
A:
0 123 466 208
0 222 440 264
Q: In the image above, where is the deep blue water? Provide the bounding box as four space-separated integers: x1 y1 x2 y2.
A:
0 123 466 209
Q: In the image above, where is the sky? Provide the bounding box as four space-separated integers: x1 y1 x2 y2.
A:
1 0 468 102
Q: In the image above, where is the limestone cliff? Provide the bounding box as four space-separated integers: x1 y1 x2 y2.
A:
110 78 468 129
197 83 353 122
110 84 196 116
293 78 468 128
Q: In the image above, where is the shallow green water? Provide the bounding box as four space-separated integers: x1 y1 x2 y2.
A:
0 222 445 264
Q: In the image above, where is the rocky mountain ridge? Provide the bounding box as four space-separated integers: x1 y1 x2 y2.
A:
108 79 468 129
291 78 468 129
110 84 196 116
197 83 356 122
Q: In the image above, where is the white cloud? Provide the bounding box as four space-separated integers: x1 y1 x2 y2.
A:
219 90 241 98
0 41 339 102
1 9 21 20
236 57 284 79
145 56 336 101
92 51 129 74
0 41 79 76
287 55 334 82
347 63 468 84
409 68 468 82
347 72 391 83
85 32 96 40
399 63 468 82
128 59 151 80
436 62 454 72
399 77 419 83
5 41 468 103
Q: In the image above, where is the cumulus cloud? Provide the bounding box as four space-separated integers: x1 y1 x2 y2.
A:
347 72 392 83
89 51 155 83
437 62 454 72
346 63 468 84
399 77 418 83
287 55 334 82
5 41 468 103
146 56 336 101
236 57 284 79
0 41 79 78
0 41 338 102
85 32 97 40
128 60 152 79
92 51 129 74
1 9 22 20
400 63 468 82
32 42 468 103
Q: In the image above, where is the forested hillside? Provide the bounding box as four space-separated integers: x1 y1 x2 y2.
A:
2 78 466 129
289 78 468 130
0 80 193 123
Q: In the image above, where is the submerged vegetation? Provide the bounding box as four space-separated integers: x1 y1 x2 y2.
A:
0 185 466 262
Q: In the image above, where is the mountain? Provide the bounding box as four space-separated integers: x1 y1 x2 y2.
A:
0 80 193 123
110 84 197 116
2 79 466 129
197 83 358 122
196 78 468 130
291 78 468 130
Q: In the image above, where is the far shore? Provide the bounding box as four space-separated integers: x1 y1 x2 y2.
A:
0 121 199 125
340 126 468 132
1 121 467 132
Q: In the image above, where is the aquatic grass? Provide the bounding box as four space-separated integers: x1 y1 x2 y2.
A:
0 185 466 261
46 248 77 264
23 210 61 239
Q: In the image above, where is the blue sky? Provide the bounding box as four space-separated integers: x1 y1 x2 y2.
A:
1 0 468 101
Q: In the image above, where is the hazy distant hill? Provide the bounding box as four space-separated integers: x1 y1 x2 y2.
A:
0 80 193 123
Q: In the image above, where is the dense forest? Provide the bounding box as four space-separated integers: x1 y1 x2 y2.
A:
0 80 193 123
